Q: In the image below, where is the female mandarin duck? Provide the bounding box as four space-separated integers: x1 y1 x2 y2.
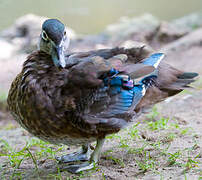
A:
7 19 198 173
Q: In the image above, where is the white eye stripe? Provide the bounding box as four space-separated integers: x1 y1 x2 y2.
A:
42 30 49 41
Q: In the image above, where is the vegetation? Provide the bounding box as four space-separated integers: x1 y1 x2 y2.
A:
0 91 7 111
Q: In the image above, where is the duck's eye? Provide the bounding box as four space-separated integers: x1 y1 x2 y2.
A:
64 31 66 36
42 30 48 41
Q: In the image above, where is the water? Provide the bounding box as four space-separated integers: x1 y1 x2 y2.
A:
0 0 202 34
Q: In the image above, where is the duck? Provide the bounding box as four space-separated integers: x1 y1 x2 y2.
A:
7 19 198 173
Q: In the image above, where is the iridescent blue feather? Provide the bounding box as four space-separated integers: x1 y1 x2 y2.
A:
142 53 165 68
104 53 165 116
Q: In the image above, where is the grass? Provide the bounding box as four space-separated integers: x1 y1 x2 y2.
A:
147 116 169 130
0 122 17 130
0 91 7 102
167 151 182 166
135 156 156 172
105 156 125 168
0 91 7 111
0 137 68 179
193 78 202 90
127 122 141 139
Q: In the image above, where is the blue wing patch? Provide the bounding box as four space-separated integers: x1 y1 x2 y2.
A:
102 53 163 117
103 76 146 116
142 53 165 68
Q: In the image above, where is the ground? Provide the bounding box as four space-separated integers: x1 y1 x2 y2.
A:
0 15 202 180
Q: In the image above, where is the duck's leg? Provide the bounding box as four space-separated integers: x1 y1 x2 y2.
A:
62 138 105 173
56 144 92 163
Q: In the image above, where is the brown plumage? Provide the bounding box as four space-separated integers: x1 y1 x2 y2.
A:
7 19 198 173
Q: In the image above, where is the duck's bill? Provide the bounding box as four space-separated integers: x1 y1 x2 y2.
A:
56 45 66 68
51 44 66 68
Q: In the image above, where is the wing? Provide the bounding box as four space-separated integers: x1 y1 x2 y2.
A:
66 52 164 134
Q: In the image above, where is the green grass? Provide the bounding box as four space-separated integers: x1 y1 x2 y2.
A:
192 77 202 90
147 117 169 130
146 106 159 120
105 156 125 168
0 91 7 102
135 157 156 172
167 151 182 166
0 137 68 179
145 106 170 131
0 91 8 111
127 122 141 139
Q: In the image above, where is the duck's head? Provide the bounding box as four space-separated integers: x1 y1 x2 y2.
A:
39 19 70 68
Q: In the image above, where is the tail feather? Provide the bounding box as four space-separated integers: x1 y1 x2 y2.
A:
164 79 195 91
163 72 198 91
177 72 198 79
135 65 198 112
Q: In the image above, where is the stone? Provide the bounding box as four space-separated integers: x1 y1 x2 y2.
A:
0 39 16 60
161 28 202 53
156 22 187 43
103 14 160 44
172 12 202 32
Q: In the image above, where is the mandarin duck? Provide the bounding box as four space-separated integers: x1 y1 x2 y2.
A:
7 19 198 173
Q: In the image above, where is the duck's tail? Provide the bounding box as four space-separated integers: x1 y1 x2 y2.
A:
134 55 198 112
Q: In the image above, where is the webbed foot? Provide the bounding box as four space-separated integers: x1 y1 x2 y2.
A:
57 138 105 173
56 144 92 163
62 161 97 173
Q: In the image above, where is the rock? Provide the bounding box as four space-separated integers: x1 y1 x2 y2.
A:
70 14 160 52
0 14 46 53
0 14 76 53
103 14 160 45
69 34 109 52
161 28 202 53
0 39 16 60
172 12 202 32
162 46 202 74
156 22 187 43
148 21 188 49
70 13 202 51
120 40 154 59
0 53 26 93
121 40 153 52
70 14 161 52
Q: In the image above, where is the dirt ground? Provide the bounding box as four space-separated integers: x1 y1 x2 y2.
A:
0 17 202 180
